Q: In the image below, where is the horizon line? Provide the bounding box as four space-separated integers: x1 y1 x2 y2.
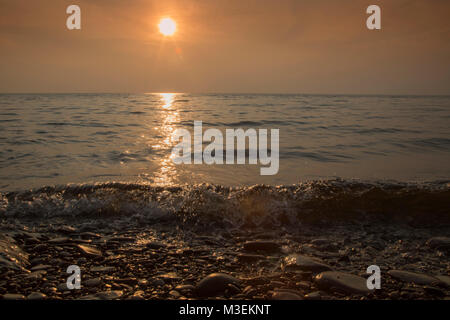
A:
1 92 450 97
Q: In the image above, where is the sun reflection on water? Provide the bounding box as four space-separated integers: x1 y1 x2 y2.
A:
151 93 180 185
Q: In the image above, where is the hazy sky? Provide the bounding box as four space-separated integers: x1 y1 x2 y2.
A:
0 0 449 94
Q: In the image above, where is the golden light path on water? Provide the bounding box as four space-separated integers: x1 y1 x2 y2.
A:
151 93 180 185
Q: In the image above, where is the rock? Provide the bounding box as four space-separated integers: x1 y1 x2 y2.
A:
91 266 115 272
388 270 439 286
56 226 77 234
426 237 450 250
196 273 241 297
304 291 321 300
25 270 47 280
3 294 26 300
236 253 265 263
157 272 180 282
146 242 166 249
243 241 281 253
152 278 165 286
77 244 102 257
315 271 370 295
169 290 181 298
226 284 241 295
78 295 101 300
435 275 450 288
96 290 123 300
283 254 332 273
129 290 145 300
80 232 102 239
175 284 195 294
423 286 445 296
27 292 46 300
272 290 303 300
85 278 102 287
57 283 70 291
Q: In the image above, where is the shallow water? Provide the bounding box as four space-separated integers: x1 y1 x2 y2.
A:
0 93 449 191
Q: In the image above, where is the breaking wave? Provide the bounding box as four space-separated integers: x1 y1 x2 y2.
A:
1 180 449 228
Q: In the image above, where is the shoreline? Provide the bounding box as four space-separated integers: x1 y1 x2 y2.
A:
1 215 449 300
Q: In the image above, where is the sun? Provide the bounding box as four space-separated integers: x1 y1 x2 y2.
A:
158 18 177 36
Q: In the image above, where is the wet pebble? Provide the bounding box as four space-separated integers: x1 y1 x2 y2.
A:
196 273 240 297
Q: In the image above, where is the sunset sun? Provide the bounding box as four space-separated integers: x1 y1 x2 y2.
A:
158 18 177 36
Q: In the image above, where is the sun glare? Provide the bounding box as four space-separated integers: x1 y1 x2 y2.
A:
158 18 177 36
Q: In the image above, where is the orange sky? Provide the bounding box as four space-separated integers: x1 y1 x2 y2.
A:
0 0 449 94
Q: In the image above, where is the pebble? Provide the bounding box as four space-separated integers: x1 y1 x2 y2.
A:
304 291 321 300
272 290 303 300
27 292 47 300
3 293 26 300
85 278 102 287
91 266 115 272
283 254 332 273
435 275 450 288
169 290 181 298
388 270 440 286
146 241 166 249
129 290 145 300
77 244 102 257
175 284 195 294
96 290 123 300
315 271 370 295
196 273 241 297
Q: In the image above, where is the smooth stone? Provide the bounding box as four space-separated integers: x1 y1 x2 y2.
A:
157 272 180 282
91 266 115 272
85 278 102 287
96 290 123 300
78 295 101 300
169 290 181 298
304 291 321 300
25 270 47 280
196 273 241 297
146 242 166 249
243 241 281 253
426 237 450 250
283 254 332 273
175 284 195 293
315 271 370 295
388 270 439 286
272 290 303 300
56 226 77 234
3 293 26 300
435 275 450 288
129 290 145 300
57 283 70 291
27 292 47 300
77 244 102 257
152 278 165 286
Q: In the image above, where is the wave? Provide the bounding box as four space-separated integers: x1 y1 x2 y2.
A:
1 180 449 228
